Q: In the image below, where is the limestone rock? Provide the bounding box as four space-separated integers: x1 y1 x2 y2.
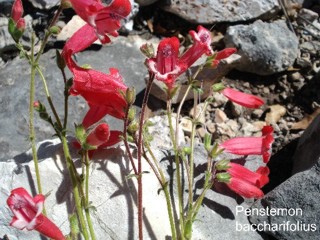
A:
162 0 280 24
224 20 299 75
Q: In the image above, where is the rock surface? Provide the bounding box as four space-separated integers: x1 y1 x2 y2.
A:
224 20 299 75
0 36 148 161
0 124 267 239
248 114 320 240
162 0 280 24
27 0 60 10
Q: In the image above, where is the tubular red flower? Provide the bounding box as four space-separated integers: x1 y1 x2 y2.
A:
147 37 186 89
227 163 269 188
146 26 213 89
69 0 131 43
86 123 110 147
7 188 65 240
62 25 128 126
180 25 213 67
227 177 264 199
220 126 274 163
222 87 264 108
11 0 23 23
212 48 237 67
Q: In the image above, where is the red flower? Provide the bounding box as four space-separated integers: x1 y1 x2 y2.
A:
147 37 187 89
7 188 65 240
222 87 264 108
147 26 213 89
180 25 213 67
62 24 128 126
222 163 269 198
11 0 23 23
220 126 274 163
86 123 122 148
211 48 237 67
10 0 25 33
69 0 131 43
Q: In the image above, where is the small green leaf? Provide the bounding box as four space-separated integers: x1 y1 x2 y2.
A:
75 124 87 145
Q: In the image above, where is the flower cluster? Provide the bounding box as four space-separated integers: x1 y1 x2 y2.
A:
62 0 132 149
8 0 25 42
216 125 274 198
6 0 277 238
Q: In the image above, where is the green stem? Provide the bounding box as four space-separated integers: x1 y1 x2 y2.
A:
35 5 63 63
167 101 184 239
36 66 63 129
123 106 138 175
84 151 96 240
61 136 90 240
29 33 46 216
145 144 177 240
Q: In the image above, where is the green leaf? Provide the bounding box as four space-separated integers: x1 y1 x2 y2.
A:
75 124 86 145
8 18 16 36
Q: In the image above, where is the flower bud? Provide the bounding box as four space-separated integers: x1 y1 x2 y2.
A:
49 26 61 35
204 133 212 152
61 0 72 9
211 83 225 92
127 108 136 122
128 120 139 134
140 43 155 58
16 18 25 31
86 123 110 147
216 172 231 183
56 49 66 70
11 0 23 23
215 159 230 171
125 87 136 105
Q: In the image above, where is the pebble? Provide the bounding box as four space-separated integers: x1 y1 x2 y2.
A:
180 117 193 135
214 109 228 124
265 104 287 124
189 103 206 124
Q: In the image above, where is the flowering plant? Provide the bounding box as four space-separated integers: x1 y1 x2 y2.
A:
5 0 274 239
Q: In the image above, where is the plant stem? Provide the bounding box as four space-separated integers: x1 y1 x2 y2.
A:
166 100 184 239
84 151 96 240
136 73 154 240
61 136 90 240
35 5 63 63
36 66 63 129
123 107 138 175
29 33 46 216
144 144 177 240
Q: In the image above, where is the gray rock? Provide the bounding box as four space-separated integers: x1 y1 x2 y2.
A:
248 162 320 240
292 114 320 174
248 114 320 240
297 8 319 25
0 36 147 161
0 0 14 16
27 0 59 9
162 0 280 24
0 133 267 239
224 20 299 75
0 15 34 61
